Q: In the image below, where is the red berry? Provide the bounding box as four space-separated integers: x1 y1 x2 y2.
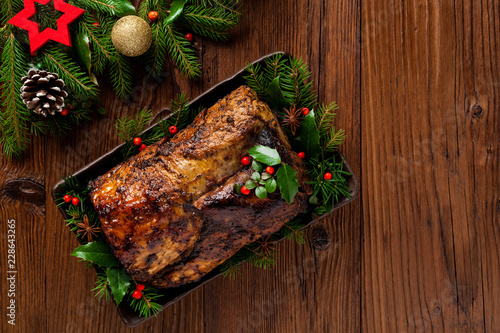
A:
169 126 178 134
61 108 69 116
68 105 74 110
241 156 251 166
136 283 145 291
148 11 158 21
72 197 80 206
133 137 142 146
324 172 333 180
64 195 72 203
298 152 306 159
241 186 251 195
139 144 146 151
302 107 310 115
265 166 274 174
132 290 142 299
185 33 193 42
92 22 99 26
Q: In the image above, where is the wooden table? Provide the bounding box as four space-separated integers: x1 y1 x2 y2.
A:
1 0 499 332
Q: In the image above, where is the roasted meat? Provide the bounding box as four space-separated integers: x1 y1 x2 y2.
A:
89 86 311 287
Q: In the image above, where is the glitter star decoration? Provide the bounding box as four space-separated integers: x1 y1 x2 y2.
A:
8 0 85 53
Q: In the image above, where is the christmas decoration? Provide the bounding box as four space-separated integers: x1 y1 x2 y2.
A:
7 0 85 52
20 69 68 116
298 152 305 159
241 156 251 166
111 15 153 57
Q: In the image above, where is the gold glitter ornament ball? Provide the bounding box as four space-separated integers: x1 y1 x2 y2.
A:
111 16 153 57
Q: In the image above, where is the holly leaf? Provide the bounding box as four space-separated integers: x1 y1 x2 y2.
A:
106 267 132 306
255 186 268 199
71 241 119 267
248 145 281 166
266 76 290 111
265 178 277 193
166 0 187 25
74 30 91 74
91 0 136 17
296 109 321 160
276 163 299 204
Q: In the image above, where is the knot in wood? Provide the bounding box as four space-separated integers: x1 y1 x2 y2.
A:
3 178 45 206
472 104 483 118
311 226 330 250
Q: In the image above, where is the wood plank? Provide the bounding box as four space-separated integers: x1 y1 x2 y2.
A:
361 0 500 331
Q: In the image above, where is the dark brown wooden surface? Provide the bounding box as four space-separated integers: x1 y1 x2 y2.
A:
1 0 498 332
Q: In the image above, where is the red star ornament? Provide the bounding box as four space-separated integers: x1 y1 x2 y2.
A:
8 0 85 53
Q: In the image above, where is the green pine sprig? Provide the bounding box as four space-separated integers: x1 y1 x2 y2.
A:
128 284 163 317
316 102 346 151
109 49 133 98
92 271 111 301
0 33 30 159
181 3 241 41
164 23 201 79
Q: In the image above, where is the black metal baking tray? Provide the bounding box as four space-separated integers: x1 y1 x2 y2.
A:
51 52 359 327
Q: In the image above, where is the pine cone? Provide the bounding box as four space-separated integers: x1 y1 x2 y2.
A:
20 69 68 117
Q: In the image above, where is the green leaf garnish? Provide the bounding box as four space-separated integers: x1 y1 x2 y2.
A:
166 0 187 25
245 179 257 190
248 145 281 166
251 172 261 181
71 241 119 268
265 178 277 193
276 163 299 205
107 267 132 306
255 186 268 199
266 76 290 111
296 109 321 160
252 160 263 172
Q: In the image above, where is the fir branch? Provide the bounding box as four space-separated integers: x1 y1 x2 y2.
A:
164 23 201 79
129 285 163 317
143 21 168 75
109 50 133 98
79 14 114 75
316 102 345 151
243 63 268 98
92 271 110 301
0 33 30 159
40 46 99 100
280 57 317 109
181 4 241 41
115 108 153 142
72 0 136 17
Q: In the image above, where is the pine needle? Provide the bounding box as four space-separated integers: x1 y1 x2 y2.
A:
164 23 201 79
181 4 241 41
109 50 133 98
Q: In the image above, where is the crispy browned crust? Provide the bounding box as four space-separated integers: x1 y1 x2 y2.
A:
89 86 311 287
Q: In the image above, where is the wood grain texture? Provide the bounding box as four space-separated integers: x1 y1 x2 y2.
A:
1 0 499 332
361 0 500 332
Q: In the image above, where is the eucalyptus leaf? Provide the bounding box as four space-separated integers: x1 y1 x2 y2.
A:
165 0 187 25
252 160 263 172
255 186 268 199
296 109 321 160
245 179 257 190
71 241 119 268
251 172 261 181
265 178 277 193
107 267 132 306
248 145 281 166
266 76 290 111
276 163 299 205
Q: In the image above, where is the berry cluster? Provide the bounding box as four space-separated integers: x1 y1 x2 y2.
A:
132 283 145 299
63 194 80 206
